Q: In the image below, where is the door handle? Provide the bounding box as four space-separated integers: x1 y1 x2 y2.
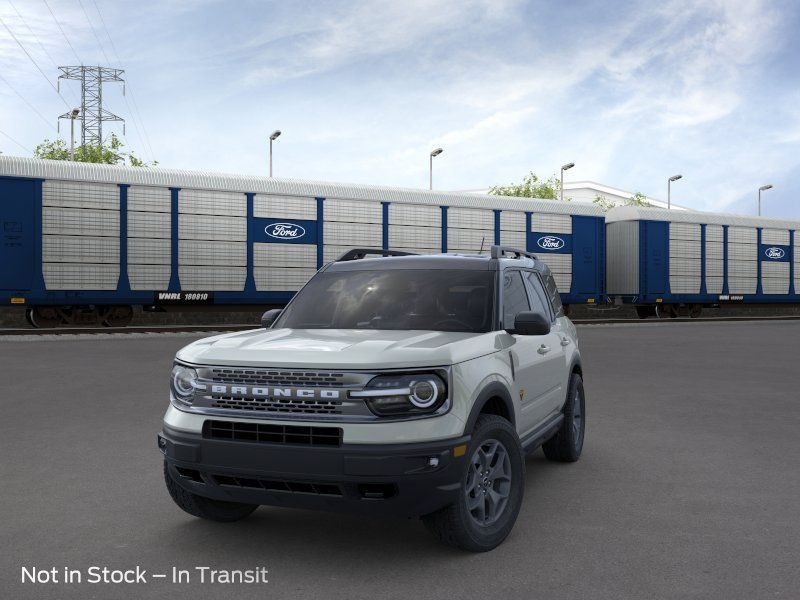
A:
537 344 550 355
560 337 570 347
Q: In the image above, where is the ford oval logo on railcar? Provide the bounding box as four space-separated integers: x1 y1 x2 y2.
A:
265 222 306 240
536 235 565 250
764 246 786 260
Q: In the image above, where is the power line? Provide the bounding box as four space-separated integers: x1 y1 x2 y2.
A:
0 72 59 131
76 0 112 65
0 127 33 153
0 14 71 109
6 0 81 106
89 0 156 162
42 0 83 65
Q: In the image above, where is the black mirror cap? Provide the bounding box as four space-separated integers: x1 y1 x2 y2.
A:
509 311 551 336
261 309 282 329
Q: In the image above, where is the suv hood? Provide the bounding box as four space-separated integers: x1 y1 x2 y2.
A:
176 328 502 369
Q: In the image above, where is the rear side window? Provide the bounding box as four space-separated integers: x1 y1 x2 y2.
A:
502 271 530 328
523 271 553 321
540 269 564 317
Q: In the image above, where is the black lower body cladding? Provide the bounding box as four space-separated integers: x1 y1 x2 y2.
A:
159 423 471 518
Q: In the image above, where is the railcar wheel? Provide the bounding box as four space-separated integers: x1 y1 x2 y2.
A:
101 305 134 327
27 307 61 328
689 304 702 318
635 305 654 319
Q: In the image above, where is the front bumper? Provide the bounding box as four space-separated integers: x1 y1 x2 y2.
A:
159 423 470 518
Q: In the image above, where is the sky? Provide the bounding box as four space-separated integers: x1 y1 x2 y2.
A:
1 0 799 218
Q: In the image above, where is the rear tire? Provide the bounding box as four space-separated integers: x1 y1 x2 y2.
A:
163 461 258 522
542 373 585 462
422 415 524 552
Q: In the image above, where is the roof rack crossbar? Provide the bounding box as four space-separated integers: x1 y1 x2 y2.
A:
489 245 537 260
335 248 418 262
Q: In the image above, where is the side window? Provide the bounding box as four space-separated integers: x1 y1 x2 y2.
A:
542 270 564 317
523 271 552 321
502 271 530 328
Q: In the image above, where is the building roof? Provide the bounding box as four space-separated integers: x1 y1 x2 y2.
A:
0 156 604 216
605 205 800 230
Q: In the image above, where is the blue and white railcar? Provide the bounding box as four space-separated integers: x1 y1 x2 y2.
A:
606 206 800 318
0 157 606 326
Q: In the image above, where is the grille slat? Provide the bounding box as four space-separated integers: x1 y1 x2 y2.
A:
209 368 347 387
210 474 343 497
210 395 343 414
204 420 342 447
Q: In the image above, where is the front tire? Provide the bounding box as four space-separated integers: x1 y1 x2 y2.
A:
542 373 585 462
422 415 525 552
163 461 258 522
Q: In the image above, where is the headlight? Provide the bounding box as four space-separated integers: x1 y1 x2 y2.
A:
351 373 448 417
170 364 198 405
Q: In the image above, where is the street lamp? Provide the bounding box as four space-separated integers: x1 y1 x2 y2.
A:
429 148 443 190
269 130 281 177
758 184 773 216
560 162 575 201
667 174 682 209
69 108 80 161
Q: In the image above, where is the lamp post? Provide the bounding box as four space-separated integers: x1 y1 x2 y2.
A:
758 184 773 216
667 174 682 209
429 148 443 190
269 130 281 177
560 162 574 201
69 108 80 161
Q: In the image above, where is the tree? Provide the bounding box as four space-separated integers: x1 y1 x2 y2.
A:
33 134 156 167
489 172 566 200
592 191 653 212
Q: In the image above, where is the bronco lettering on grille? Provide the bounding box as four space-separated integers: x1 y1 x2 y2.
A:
210 385 341 400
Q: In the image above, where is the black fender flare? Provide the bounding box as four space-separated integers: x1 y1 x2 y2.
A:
463 381 516 434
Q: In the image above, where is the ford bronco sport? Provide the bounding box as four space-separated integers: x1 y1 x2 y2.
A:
159 246 586 551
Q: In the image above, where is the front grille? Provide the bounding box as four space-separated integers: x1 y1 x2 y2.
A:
210 395 342 415
204 420 342 447
211 474 343 496
209 368 347 387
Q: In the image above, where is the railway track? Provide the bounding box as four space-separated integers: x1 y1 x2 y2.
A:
1 314 800 335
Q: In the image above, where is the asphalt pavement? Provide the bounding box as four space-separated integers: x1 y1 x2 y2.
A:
1 321 799 599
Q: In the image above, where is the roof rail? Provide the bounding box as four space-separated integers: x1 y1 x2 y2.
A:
489 245 537 260
335 248 418 262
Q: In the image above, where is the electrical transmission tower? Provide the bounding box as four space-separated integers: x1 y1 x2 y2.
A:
57 66 125 146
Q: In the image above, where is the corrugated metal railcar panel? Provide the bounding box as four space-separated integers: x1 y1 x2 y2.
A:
254 195 316 220
323 221 382 246
388 225 440 249
179 266 246 291
324 199 382 224
391 247 440 255
446 227 494 252
670 257 701 275
536 254 572 292
128 186 170 213
128 238 171 265
670 275 700 294
129 264 171 290
727 244 758 261
43 263 119 290
606 206 800 230
255 268 317 291
706 276 723 294
761 262 790 294
448 208 494 230
531 213 571 234
705 240 724 260
605 221 638 295
500 211 525 232
728 277 757 294
129 211 170 239
254 243 317 268
706 225 724 242
42 235 119 264
499 230 526 248
43 206 119 237
179 214 247 241
388 203 441 227
706 258 724 278
795 230 800 283
669 239 701 259
761 229 790 245
728 262 757 277
179 240 247 266
42 180 119 210
669 222 701 241
728 227 757 244
179 188 246 217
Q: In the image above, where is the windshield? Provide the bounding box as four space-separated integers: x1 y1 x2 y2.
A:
275 269 496 333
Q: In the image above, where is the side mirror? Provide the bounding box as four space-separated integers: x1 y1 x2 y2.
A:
509 311 551 336
261 309 282 329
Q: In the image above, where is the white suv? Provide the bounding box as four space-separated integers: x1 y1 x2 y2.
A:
159 246 586 551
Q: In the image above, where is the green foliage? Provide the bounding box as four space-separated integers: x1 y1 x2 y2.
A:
593 191 653 212
489 172 566 200
33 134 156 167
